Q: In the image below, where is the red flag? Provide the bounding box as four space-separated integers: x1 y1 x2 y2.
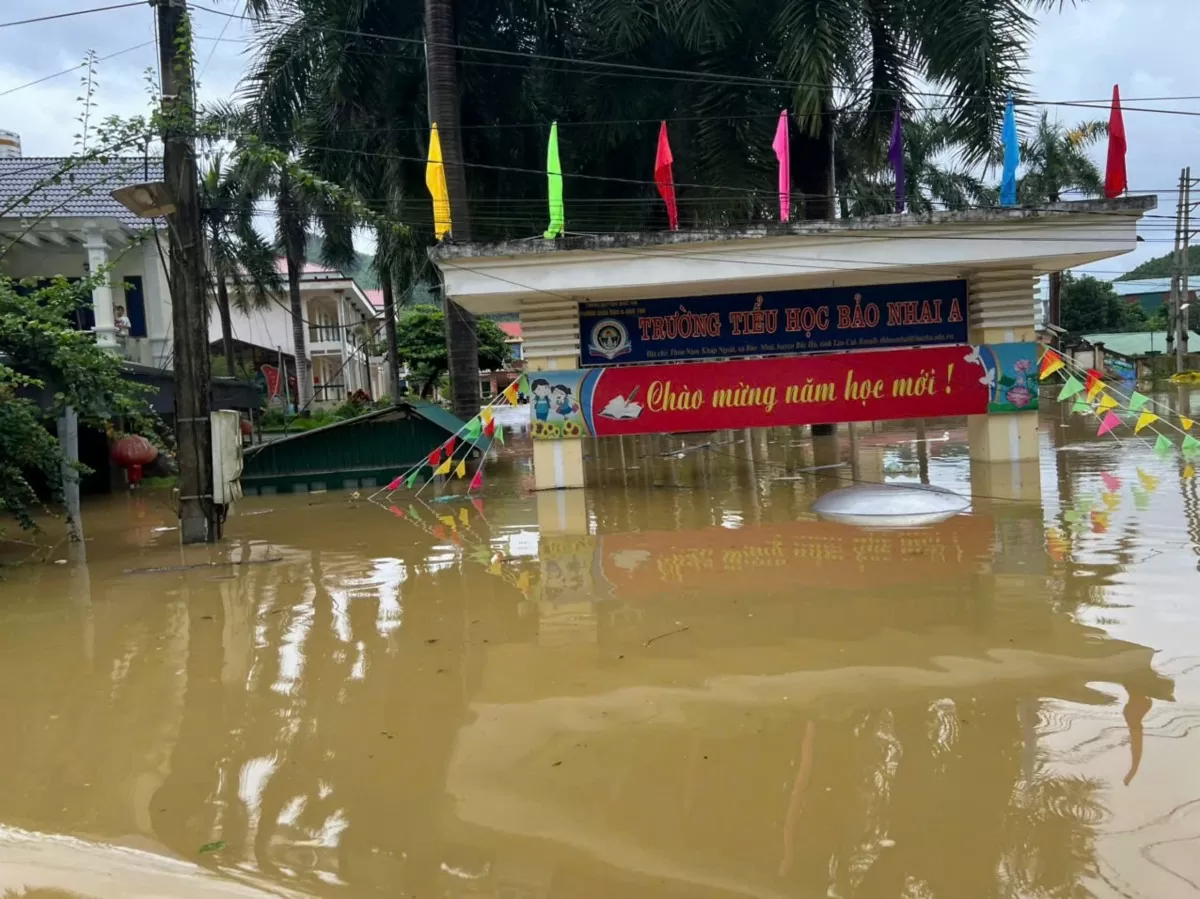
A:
469 469 483 491
386 476 402 491
428 447 442 467
654 121 678 231
1105 85 1127 199
388 505 406 519
483 417 496 438
471 498 485 514
444 436 456 455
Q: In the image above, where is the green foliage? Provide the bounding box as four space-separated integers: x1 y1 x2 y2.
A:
1060 272 1148 335
1 274 159 531
1118 247 1200 281
395 305 509 396
1017 111 1106 204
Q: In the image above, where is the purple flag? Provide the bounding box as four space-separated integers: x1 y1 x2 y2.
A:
888 101 905 213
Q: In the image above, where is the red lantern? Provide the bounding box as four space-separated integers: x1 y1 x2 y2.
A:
111 435 158 486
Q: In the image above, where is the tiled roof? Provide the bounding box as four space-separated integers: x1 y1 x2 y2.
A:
364 288 384 308
1080 330 1200 356
274 257 341 275
498 321 523 339
0 156 163 227
1111 278 1174 296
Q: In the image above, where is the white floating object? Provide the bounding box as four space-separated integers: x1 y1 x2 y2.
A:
813 483 970 528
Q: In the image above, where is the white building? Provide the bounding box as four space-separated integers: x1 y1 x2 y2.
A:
210 260 388 405
0 156 174 367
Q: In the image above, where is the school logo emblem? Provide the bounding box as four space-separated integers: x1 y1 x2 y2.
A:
588 318 632 361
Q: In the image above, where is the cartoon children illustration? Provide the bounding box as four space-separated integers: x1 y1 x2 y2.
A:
550 384 577 419
531 378 552 421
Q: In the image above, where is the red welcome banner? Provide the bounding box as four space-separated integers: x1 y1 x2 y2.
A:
527 342 1039 439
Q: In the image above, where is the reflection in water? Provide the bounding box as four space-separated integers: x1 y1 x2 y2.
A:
1 407 1198 897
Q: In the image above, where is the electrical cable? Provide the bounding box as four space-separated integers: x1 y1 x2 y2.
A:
0 2 147 30
0 40 156 97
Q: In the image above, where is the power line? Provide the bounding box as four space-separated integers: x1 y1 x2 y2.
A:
0 40 156 98
190 4 1200 118
0 2 147 30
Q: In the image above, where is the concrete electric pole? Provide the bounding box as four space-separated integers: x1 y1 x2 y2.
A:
156 0 217 543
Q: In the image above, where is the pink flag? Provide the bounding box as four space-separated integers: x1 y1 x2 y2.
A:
1100 471 1122 492
1097 411 1121 437
469 469 483 491
386 476 402 491
772 110 790 222
654 122 678 231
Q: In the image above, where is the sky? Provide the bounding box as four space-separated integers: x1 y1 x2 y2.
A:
2 0 1198 275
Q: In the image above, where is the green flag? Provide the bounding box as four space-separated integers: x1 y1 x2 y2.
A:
1071 398 1091 415
1155 434 1174 456
1058 375 1084 402
464 417 483 440
494 423 505 444
544 122 565 239
1184 434 1200 454
405 470 421 489
1128 391 1149 412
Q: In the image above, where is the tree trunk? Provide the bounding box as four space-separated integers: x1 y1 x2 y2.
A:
278 171 313 410
216 275 237 378
1048 270 1062 331
379 260 401 401
425 0 480 420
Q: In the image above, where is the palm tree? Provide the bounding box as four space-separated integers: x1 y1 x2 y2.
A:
1017 111 1107 328
199 152 281 378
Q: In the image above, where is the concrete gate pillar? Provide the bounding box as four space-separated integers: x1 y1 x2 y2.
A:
520 297 586 492
966 270 1040 464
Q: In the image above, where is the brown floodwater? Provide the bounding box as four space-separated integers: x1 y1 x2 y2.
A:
2 402 1200 898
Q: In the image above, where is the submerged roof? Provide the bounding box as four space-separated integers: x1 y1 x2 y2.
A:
1080 330 1200 356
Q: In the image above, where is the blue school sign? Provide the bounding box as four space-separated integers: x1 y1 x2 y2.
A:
578 279 969 367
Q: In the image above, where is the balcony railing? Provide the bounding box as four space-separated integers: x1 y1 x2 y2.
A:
312 383 346 403
308 324 342 344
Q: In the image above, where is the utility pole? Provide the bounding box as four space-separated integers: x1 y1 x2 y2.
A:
156 0 216 543
1182 167 1193 372
1169 169 1184 363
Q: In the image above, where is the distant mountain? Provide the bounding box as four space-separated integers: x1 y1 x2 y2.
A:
305 236 379 289
1116 247 1200 281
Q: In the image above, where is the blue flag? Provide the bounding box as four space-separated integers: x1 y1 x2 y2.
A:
1000 96 1019 207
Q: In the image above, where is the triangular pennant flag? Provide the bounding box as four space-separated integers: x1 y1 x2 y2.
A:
481 407 494 424
494 423 504 444
1128 391 1149 412
428 447 442 467
1154 434 1173 456
465 417 483 440
1097 393 1119 411
455 459 467 478
484 417 496 438
434 458 452 476
1091 510 1110 534
1101 471 1122 492
1071 398 1091 415
1182 417 1195 432
1184 434 1200 454
1138 468 1159 492
432 524 446 539
1039 349 1065 380
1096 410 1121 437
386 476 402 491
544 121 565 239
405 470 421 488
1132 486 1151 511
469 469 483 491
444 436 457 455
459 507 470 526
471 497 485 514
439 514 456 529
1135 411 1160 433
1101 490 1122 510
388 505 405 519
1085 370 1105 400
1186 464 1196 478
1058 375 1084 401
502 380 521 405
408 504 422 520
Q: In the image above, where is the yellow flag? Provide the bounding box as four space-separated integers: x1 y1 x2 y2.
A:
1183 417 1195 432
1097 393 1119 411
439 514 456 529
434 458 452 477
481 407 494 424
455 459 467 479
1186 464 1196 479
1138 468 1159 492
1086 381 1106 402
1102 491 1121 510
459 507 469 526
426 123 452 240
502 381 520 405
1134 411 1160 433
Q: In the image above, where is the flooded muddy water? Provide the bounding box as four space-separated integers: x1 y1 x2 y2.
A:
2 404 1200 898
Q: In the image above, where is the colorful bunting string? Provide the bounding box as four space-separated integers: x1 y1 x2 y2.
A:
1040 349 1065 380
1058 375 1084 401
